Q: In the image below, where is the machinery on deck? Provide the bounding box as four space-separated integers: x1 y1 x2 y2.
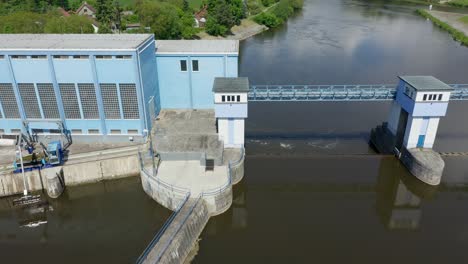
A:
13 141 64 173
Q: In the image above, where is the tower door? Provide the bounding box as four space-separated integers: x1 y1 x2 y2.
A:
228 118 234 145
395 110 408 150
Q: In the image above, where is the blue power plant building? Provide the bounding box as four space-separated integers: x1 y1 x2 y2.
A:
0 34 239 142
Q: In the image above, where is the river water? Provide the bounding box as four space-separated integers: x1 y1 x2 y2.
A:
195 0 468 263
3 0 468 263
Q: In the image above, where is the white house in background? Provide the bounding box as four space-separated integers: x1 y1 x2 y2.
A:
76 1 96 18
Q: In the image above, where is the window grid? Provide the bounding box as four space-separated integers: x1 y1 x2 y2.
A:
37 83 60 119
0 84 20 118
78 84 100 119
100 84 121 119
18 83 42 119
119 84 140 119
192 60 199 71
59 83 82 119
180 60 187 71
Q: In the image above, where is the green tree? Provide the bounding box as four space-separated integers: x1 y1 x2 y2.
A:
137 1 182 39
45 15 94 33
96 0 113 24
0 11 48 33
205 16 227 36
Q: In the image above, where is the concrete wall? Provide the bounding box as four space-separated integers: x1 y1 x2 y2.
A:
141 197 210 264
0 154 139 197
424 117 440 148
387 101 401 135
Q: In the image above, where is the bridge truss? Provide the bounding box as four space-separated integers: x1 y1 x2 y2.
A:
248 84 468 101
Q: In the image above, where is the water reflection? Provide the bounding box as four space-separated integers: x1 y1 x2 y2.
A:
204 181 248 236
376 158 438 230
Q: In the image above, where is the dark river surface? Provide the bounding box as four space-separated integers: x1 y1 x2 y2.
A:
195 0 468 263
3 0 468 263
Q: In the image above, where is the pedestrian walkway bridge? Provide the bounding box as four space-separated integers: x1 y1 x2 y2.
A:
248 84 468 101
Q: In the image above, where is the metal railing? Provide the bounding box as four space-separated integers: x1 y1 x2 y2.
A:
248 84 468 101
135 193 191 264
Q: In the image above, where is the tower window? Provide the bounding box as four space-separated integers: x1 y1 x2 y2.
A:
222 95 225 102
192 60 199 72
180 60 187 71
227 96 231 102
438 94 442 101
423 94 427 101
237 95 241 102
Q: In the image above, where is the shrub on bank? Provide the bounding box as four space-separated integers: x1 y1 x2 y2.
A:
416 9 468 47
254 12 281 27
448 0 468 8
253 0 303 28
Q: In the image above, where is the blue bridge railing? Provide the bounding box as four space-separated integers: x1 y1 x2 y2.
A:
248 84 468 101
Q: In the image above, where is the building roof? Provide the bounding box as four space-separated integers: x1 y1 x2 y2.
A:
76 1 96 14
213 77 249 93
57 7 70 17
156 40 239 54
399 76 454 91
0 34 153 50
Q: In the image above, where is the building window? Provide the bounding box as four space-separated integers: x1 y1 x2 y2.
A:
11 55 27 59
227 96 231 102
100 83 121 119
11 129 21 134
71 129 82 134
59 83 82 119
115 55 132 59
0 55 4 59
88 129 100 134
438 94 443 101
110 129 121 134
73 55 89 59
18 83 42 119
423 94 427 101
31 55 47 59
53 55 69 59
128 129 138 134
96 55 112 59
192 60 199 72
0 83 20 118
119 84 140 119
78 84 99 119
237 95 240 102
37 83 60 119
0 129 4 134
222 95 225 102
180 60 187 72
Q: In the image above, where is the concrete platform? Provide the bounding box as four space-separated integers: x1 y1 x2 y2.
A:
153 109 223 164
400 148 445 186
157 160 229 196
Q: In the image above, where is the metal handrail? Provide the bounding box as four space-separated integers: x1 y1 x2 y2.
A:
249 84 468 101
135 193 191 264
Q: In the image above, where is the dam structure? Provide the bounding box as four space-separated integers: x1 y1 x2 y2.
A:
3 34 468 263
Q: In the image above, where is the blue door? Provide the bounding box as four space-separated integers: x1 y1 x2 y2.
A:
417 135 425 148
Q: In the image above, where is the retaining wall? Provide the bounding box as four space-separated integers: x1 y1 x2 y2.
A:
0 154 139 197
141 197 210 264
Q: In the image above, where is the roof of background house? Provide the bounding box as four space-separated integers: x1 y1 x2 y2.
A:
155 40 239 54
399 76 454 91
0 34 153 50
213 77 249 93
195 5 208 20
76 1 96 13
57 7 70 17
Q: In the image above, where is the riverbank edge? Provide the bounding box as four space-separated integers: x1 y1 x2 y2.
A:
416 9 468 46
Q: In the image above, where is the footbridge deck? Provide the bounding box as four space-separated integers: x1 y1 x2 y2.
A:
248 84 468 101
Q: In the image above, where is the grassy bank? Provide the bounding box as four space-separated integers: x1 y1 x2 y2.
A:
448 0 468 8
416 9 468 46
253 0 303 28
